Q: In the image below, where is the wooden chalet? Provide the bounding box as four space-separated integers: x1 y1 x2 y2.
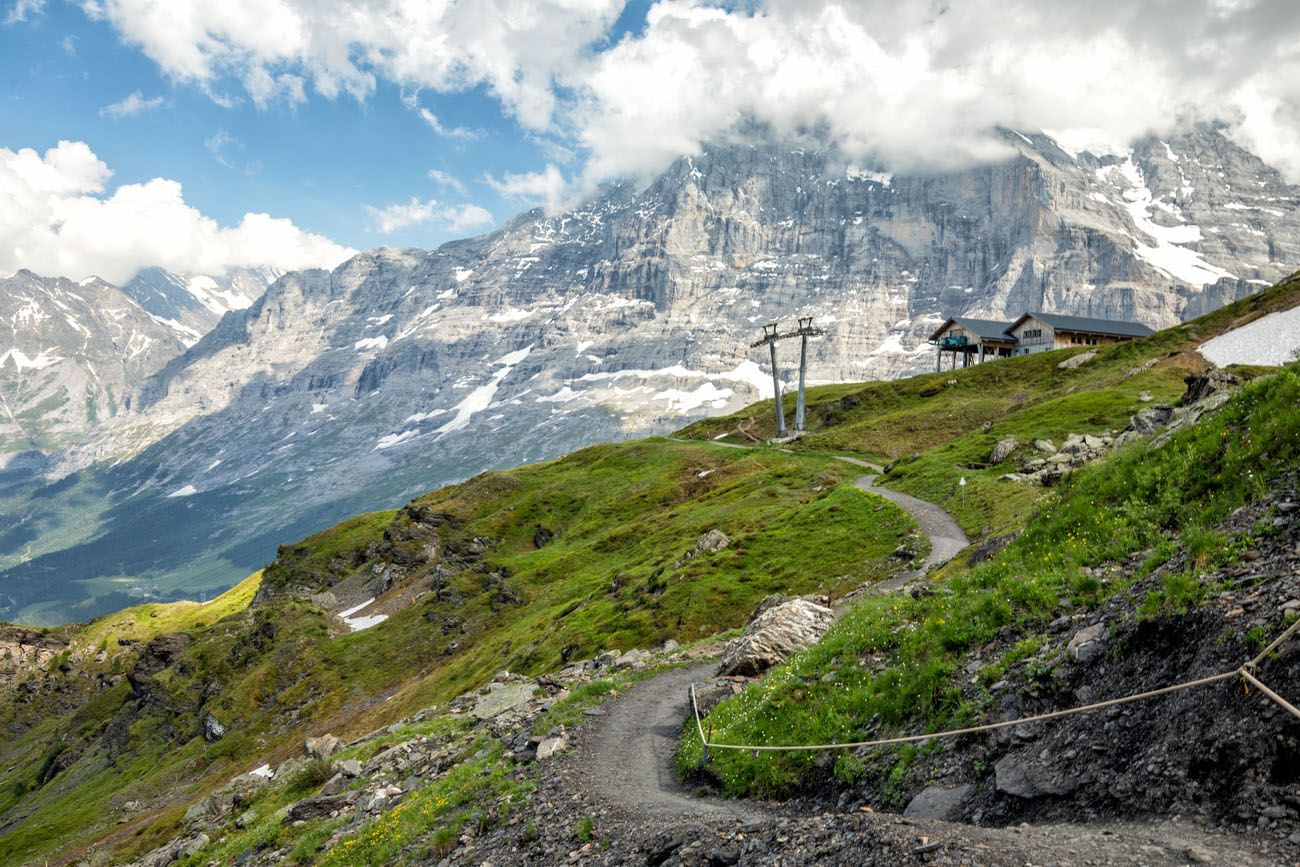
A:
929 312 1154 370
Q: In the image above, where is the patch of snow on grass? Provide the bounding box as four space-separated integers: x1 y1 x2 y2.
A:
338 598 388 632
1198 306 1300 367
249 764 274 779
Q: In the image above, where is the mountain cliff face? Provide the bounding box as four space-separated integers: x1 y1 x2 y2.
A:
0 271 183 488
120 266 281 345
3 124 1297 623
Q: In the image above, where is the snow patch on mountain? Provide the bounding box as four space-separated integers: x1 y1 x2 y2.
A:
1098 157 1236 287
435 346 533 435
1198 305 1300 367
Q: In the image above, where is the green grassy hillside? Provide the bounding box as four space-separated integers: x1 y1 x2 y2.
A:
680 359 1300 797
1 272 1297 864
0 441 914 865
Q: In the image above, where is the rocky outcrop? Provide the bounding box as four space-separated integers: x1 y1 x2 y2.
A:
1003 369 1245 485
719 596 836 676
0 625 67 688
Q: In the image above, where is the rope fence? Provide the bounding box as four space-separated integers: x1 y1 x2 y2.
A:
690 615 1300 755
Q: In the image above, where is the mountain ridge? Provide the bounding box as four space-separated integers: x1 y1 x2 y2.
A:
3 124 1299 623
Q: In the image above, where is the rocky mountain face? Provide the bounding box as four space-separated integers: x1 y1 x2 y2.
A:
120 266 281 345
3 124 1298 623
0 271 183 489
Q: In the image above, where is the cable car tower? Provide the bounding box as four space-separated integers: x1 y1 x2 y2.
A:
751 323 788 439
750 317 826 439
791 316 826 432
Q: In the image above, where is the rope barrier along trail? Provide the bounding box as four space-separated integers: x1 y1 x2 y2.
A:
689 619 1300 755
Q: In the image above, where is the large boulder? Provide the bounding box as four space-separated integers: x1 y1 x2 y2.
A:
904 784 973 820
719 597 835 676
1057 350 1097 370
470 682 536 720
304 734 342 759
1067 623 1106 663
283 794 349 823
695 529 731 554
989 437 1021 464
201 714 226 743
1128 406 1175 435
994 756 1078 798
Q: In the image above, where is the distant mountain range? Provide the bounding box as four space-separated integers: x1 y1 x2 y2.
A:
3 123 1298 624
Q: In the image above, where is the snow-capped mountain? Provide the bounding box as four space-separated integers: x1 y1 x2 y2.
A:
4 123 1298 623
121 266 281 345
0 271 184 488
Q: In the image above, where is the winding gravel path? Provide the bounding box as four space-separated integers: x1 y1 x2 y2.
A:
835 455 969 583
572 663 762 820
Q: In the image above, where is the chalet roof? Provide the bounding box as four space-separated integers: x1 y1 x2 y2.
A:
1008 312 1155 339
928 317 1017 343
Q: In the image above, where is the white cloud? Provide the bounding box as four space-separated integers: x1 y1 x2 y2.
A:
3 0 42 25
61 1 1300 191
366 197 440 234
417 108 478 141
0 140 355 284
484 164 568 211
426 168 467 195
441 203 494 233
85 0 622 126
99 90 165 119
365 197 495 235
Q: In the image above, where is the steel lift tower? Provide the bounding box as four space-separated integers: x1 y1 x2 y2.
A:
792 316 826 432
750 323 787 439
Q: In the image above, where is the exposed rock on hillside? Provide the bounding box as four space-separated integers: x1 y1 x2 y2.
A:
719 596 836 676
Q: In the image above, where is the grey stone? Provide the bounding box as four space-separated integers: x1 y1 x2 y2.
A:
1033 439 1057 454
719 597 835 677
994 756 1078 798
471 682 537 719
1058 350 1097 370
284 794 349 823
336 758 362 777
1068 623 1107 663
304 734 342 759
536 731 569 761
903 784 972 820
989 437 1021 464
695 529 730 553
201 713 225 743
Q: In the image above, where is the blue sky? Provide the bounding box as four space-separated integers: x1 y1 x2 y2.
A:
0 0 1295 284
0 1 602 253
